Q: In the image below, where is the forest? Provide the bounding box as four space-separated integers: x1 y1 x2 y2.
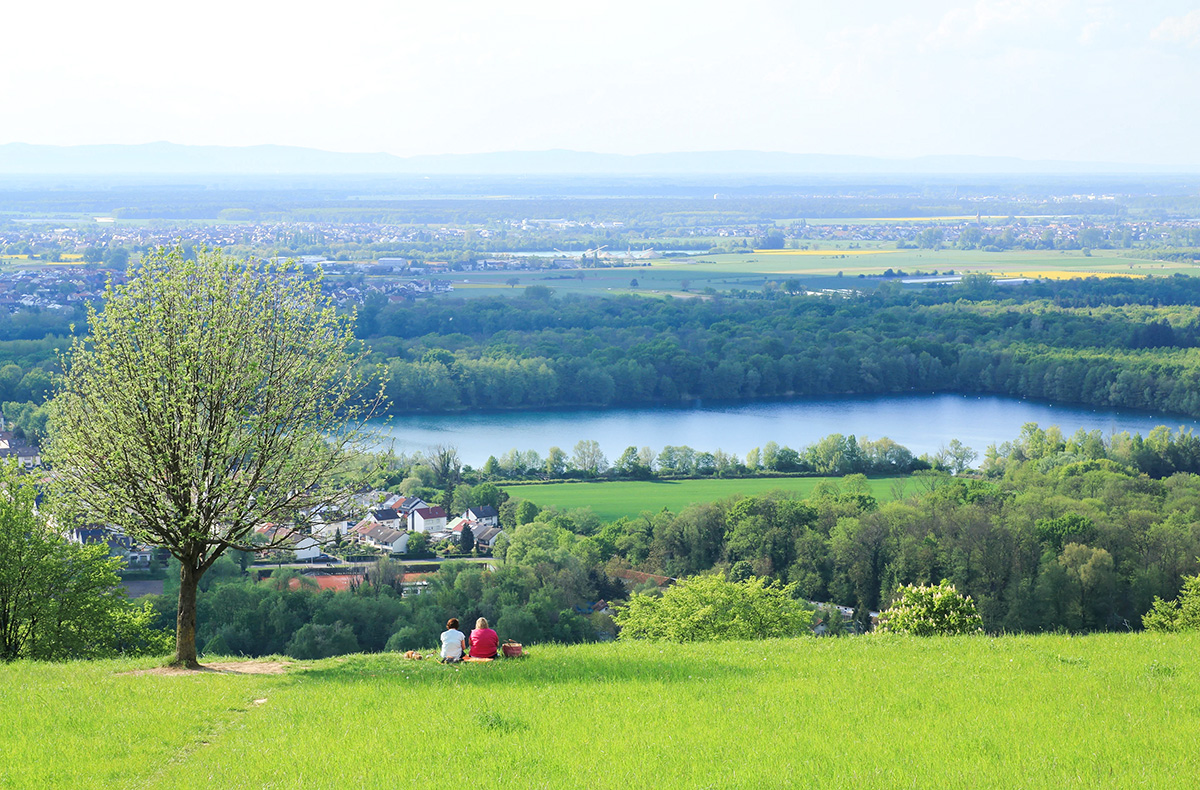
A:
14 274 1200 443
363 274 1200 416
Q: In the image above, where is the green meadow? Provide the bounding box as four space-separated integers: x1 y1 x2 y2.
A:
3 633 1198 789
503 476 903 521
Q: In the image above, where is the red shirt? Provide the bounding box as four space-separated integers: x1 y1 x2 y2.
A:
470 628 499 658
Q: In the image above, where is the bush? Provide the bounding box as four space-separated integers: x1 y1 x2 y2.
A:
1143 574 1200 632
284 621 361 659
614 575 812 642
876 580 982 636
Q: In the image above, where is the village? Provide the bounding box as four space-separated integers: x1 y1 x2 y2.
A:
64 483 510 597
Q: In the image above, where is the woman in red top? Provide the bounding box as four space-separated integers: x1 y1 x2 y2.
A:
469 617 500 659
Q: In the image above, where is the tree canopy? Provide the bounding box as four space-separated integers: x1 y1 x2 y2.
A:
614 575 812 642
45 246 383 666
876 581 983 636
0 460 169 661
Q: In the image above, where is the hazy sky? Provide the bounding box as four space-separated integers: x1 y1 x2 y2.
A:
4 1 1198 163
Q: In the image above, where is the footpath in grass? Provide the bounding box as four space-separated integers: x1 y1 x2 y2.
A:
3 633 1199 789
505 475 903 521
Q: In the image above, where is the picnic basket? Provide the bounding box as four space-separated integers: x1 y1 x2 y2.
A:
501 640 524 658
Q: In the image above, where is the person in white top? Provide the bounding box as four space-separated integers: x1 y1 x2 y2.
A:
440 618 466 663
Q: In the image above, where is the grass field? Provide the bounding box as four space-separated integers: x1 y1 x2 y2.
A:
503 476 904 521
2 633 1198 788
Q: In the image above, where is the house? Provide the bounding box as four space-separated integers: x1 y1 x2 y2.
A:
350 517 381 539
411 505 447 533
369 508 405 530
70 526 108 545
447 516 474 534
290 535 321 561
364 525 409 554
348 485 388 510
0 436 41 468
391 496 428 516
464 506 499 527
472 526 505 549
311 518 354 542
255 524 321 560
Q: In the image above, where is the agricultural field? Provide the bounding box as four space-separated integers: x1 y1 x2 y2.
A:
3 633 1197 789
431 246 1200 300
504 476 904 521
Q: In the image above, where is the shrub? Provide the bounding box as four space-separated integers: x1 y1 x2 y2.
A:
1143 574 1200 632
614 575 812 642
876 580 982 636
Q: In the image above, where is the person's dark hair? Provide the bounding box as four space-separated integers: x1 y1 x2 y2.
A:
446 618 459 630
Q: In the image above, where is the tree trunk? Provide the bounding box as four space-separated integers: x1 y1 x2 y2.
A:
173 560 202 668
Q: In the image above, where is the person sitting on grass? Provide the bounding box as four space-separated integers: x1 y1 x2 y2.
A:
469 617 499 659
440 618 466 664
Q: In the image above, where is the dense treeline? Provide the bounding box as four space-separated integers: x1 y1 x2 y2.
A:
13 275 1200 424
505 424 1200 634
360 275 1200 417
148 556 623 659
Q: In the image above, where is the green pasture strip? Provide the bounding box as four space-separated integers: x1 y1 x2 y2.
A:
0 657 286 790
504 476 902 521
7 633 1183 789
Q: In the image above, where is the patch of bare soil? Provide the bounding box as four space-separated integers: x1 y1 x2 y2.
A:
121 660 294 676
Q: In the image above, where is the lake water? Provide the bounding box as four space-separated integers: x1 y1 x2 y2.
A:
371 394 1200 467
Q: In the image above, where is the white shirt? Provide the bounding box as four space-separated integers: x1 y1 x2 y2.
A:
440 628 465 658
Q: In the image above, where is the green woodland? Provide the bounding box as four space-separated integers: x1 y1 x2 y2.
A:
15 274 1200 442
364 275 1200 415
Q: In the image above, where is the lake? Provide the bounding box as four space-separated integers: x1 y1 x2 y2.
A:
371 394 1200 467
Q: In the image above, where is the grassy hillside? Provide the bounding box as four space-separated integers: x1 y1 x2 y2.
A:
3 633 1198 788
505 475 902 521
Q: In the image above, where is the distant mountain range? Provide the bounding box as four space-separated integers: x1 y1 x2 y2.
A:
0 142 1191 175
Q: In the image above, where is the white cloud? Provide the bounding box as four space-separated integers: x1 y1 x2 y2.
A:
1151 10 1200 45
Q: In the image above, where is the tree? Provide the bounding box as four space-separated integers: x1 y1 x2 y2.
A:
45 246 383 667
514 500 540 525
876 580 982 636
571 439 608 476
459 524 476 554
615 575 812 642
506 277 520 288
472 482 504 511
426 445 462 488
1143 573 1200 632
0 461 169 661
544 446 567 477
945 439 977 475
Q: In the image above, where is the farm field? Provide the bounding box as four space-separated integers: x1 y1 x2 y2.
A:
431 247 1200 299
2 633 1198 789
504 475 903 521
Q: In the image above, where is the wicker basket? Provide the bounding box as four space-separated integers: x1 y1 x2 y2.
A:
501 640 524 658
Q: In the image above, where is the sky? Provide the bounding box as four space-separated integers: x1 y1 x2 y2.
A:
3 1 1199 164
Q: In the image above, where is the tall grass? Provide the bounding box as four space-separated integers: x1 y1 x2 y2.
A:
3 633 1197 788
